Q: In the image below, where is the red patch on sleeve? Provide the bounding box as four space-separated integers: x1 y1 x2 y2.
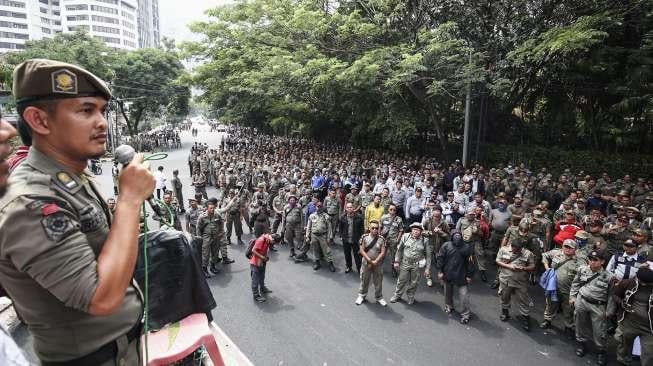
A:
41 203 60 216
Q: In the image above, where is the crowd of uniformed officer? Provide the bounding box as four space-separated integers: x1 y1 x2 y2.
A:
171 126 653 365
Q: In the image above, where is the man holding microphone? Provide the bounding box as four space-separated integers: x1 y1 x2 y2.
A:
0 59 154 365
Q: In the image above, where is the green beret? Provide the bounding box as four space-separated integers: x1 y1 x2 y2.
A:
13 59 112 104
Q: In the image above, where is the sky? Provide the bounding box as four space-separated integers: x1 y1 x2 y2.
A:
159 0 231 42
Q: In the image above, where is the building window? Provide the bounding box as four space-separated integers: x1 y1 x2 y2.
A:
42 27 50 34
68 25 89 31
0 31 29 39
90 5 118 14
54 20 60 25
67 15 88 21
92 25 119 34
40 7 47 13
122 29 134 38
39 0 48 4
53 10 59 15
0 42 25 49
66 4 88 11
121 10 134 20
0 0 25 8
121 20 134 29
0 21 27 29
96 0 118 4
92 15 118 24
52 1 59 6
40 17 51 25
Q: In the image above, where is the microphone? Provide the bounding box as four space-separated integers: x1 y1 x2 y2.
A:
114 144 166 219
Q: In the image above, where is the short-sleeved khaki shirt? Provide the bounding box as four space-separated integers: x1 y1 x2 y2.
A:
0 148 142 362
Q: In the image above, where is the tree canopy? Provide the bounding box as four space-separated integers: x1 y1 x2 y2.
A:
185 0 653 156
0 32 190 136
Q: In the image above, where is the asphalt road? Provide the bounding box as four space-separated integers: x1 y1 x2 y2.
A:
16 130 624 366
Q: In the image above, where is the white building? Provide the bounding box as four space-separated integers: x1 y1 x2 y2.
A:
0 0 157 52
136 0 158 48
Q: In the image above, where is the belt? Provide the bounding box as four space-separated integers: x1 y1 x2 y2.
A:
581 295 606 306
42 320 142 366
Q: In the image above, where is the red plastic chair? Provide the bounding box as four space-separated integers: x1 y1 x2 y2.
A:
142 313 225 366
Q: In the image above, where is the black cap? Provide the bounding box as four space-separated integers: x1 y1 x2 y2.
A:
588 249 605 260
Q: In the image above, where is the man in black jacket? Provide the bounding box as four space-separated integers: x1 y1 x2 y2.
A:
436 230 475 324
340 202 365 273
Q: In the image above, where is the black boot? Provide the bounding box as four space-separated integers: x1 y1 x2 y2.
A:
539 320 551 329
520 315 530 331
328 261 336 272
210 263 221 275
253 294 266 303
490 280 499 289
289 248 296 258
223 257 235 264
500 308 510 321
313 261 321 270
294 253 307 262
596 351 606 366
202 267 212 278
575 341 586 357
238 238 245 246
480 270 487 282
261 286 272 294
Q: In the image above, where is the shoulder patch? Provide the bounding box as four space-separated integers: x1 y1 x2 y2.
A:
41 212 76 242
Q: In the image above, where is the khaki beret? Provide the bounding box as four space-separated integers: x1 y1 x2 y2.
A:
13 59 111 104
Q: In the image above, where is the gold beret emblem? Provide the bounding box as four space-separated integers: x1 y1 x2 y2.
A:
51 69 78 94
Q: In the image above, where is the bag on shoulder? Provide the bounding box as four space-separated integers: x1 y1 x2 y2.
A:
245 238 256 259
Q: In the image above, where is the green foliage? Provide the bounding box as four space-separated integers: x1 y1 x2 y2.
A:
0 32 190 136
184 0 653 157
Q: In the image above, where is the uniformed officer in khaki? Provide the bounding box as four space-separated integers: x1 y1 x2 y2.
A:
197 200 231 277
496 238 536 330
306 199 336 272
569 249 615 365
224 189 245 245
539 239 580 336
0 59 155 365
380 204 404 277
283 194 303 258
355 221 387 306
324 188 341 238
391 223 432 305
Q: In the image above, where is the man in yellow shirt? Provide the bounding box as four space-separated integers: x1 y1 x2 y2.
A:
365 194 385 231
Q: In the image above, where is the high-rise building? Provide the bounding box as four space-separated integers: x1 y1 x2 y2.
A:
0 0 158 52
136 0 158 48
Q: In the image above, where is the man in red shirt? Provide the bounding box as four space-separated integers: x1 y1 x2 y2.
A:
250 233 281 303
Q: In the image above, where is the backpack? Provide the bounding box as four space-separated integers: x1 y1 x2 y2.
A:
245 238 257 259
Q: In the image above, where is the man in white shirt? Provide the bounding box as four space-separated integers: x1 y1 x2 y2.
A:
154 165 167 199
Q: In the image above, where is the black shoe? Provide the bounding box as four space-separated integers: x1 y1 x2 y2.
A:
575 342 586 357
539 320 551 329
500 309 510 321
223 258 235 264
202 267 212 278
328 262 336 272
480 271 487 282
460 317 469 325
520 315 530 331
596 351 606 366
490 280 499 289
254 294 266 303
238 239 245 246
345 267 352 273
313 262 321 271
289 249 296 258
294 253 307 263
210 264 221 275
270 246 278 252
215 257 223 263
261 287 272 294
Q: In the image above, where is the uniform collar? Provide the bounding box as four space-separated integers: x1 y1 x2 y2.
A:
24 147 86 194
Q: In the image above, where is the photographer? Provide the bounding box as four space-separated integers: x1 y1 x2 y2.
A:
0 60 155 365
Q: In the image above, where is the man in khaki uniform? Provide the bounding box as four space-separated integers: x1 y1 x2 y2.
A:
539 239 580 337
570 250 615 365
305 199 336 272
391 223 432 305
355 220 387 306
496 238 536 331
324 188 341 238
0 59 155 365
380 204 404 278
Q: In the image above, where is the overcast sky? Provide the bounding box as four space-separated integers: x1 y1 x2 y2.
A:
159 0 231 42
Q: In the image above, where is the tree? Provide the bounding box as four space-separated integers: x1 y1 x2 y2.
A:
109 48 190 136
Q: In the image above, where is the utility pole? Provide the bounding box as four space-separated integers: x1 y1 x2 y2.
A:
462 50 472 167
